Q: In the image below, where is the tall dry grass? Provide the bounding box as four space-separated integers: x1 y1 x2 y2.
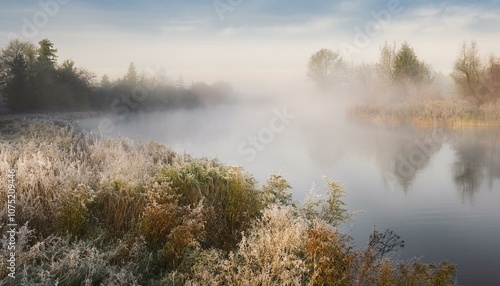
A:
349 100 500 126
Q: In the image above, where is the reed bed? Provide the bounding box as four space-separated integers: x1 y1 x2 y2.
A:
349 100 500 127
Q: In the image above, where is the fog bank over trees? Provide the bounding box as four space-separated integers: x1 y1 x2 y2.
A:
0 39 234 114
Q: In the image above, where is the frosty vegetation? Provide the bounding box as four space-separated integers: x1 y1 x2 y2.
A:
0 119 456 285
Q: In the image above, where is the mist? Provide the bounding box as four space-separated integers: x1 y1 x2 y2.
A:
2 0 500 284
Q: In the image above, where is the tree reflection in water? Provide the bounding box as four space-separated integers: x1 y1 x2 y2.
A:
302 119 500 201
450 127 500 203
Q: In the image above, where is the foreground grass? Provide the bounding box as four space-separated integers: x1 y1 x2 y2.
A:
0 119 456 285
348 100 500 127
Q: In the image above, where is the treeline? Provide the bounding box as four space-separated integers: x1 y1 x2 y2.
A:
0 39 233 113
0 39 93 111
307 40 500 106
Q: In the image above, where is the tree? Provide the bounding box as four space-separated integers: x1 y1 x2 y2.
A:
32 39 60 109
376 41 396 85
482 56 500 102
4 54 31 110
0 39 37 111
101 74 111 88
175 75 185 90
1 39 96 111
38 39 58 67
307 49 345 89
54 59 94 109
124 62 138 86
450 40 485 104
393 42 432 84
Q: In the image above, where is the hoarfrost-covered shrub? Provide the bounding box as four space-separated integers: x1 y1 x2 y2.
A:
299 176 355 226
157 161 261 249
188 205 308 286
260 173 293 207
305 221 353 285
139 181 206 268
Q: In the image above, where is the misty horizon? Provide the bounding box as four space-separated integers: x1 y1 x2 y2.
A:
1 1 500 285
2 0 500 91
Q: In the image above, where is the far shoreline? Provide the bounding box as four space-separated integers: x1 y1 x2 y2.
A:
347 100 500 128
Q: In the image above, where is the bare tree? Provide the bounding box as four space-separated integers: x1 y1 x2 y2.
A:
450 40 485 104
376 41 396 85
484 56 500 102
307 48 345 89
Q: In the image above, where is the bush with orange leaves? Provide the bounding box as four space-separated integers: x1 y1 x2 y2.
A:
305 221 353 285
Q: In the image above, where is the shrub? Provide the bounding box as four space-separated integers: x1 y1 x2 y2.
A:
260 173 293 207
188 205 308 286
139 182 205 268
305 221 353 285
299 177 354 226
156 162 262 249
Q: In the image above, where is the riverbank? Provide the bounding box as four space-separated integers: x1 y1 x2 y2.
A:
0 118 456 285
348 100 500 127
0 111 103 123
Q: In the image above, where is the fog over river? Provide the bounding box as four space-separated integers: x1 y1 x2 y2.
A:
78 93 500 286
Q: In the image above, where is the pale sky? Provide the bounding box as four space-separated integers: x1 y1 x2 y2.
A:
1 0 500 91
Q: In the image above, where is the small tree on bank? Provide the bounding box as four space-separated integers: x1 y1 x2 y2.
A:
450 40 486 104
376 41 396 85
373 41 435 102
307 48 346 90
393 42 432 85
485 56 500 102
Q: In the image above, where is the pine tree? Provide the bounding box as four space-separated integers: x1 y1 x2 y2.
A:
393 42 431 84
38 39 58 67
124 62 138 86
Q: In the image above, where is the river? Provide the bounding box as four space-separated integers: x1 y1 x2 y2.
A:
77 97 500 286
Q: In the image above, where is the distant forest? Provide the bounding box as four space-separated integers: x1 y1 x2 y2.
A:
305 41 500 125
307 40 500 105
0 39 233 113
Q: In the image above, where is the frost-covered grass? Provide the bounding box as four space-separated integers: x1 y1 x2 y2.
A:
0 119 456 285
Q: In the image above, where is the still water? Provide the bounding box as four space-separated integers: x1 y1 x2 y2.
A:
77 100 500 285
